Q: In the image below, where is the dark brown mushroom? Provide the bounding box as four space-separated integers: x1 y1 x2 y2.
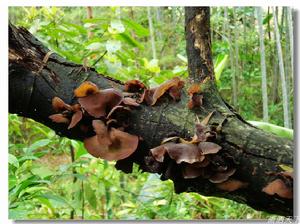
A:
92 120 112 145
52 97 72 112
78 88 123 118
187 83 203 109
216 179 248 192
74 81 99 98
83 120 139 161
191 158 210 168
198 142 221 155
188 94 203 109
71 104 81 112
150 143 171 162
167 143 205 164
182 164 204 179
150 77 184 106
49 114 70 124
122 97 140 107
150 143 205 164
168 80 185 101
124 80 146 92
262 179 293 199
209 168 236 183
68 110 83 129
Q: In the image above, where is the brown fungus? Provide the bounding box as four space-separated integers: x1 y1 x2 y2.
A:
122 97 140 107
74 81 99 98
49 114 70 124
150 144 170 162
124 80 146 92
71 104 81 112
168 80 185 101
209 168 236 183
216 179 249 192
150 77 184 105
52 97 72 112
78 88 123 118
84 120 139 161
187 83 203 109
182 164 205 179
150 143 205 164
198 142 221 155
262 179 293 199
68 110 83 129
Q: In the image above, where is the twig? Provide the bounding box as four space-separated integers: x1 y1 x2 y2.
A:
92 50 108 67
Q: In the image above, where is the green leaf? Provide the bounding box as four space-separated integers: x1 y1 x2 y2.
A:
106 40 121 53
31 166 54 179
247 121 293 139
9 154 19 168
214 54 228 83
122 18 149 37
116 32 143 49
85 184 97 210
39 193 73 209
62 22 87 35
143 58 160 73
28 139 51 151
263 13 273 25
109 20 125 34
9 208 29 219
278 164 293 172
86 42 103 51
18 186 50 198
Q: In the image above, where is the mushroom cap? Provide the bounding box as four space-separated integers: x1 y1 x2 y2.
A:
262 178 293 199
78 89 123 118
150 143 205 164
151 77 184 106
167 143 205 164
74 81 99 97
122 97 140 107
209 168 236 183
124 80 146 92
216 179 248 192
52 97 72 112
182 163 205 179
49 114 70 124
68 110 83 129
84 122 139 161
198 142 221 155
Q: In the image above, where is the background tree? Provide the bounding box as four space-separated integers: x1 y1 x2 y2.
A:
256 7 269 122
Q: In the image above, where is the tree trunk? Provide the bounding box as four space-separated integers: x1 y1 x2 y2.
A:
284 7 292 128
287 7 294 128
256 7 269 122
147 7 157 60
155 7 163 41
269 7 279 104
86 7 93 39
224 8 237 108
287 8 294 83
272 7 290 128
232 7 239 111
9 7 293 217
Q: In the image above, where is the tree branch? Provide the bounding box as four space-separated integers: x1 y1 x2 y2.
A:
9 20 293 216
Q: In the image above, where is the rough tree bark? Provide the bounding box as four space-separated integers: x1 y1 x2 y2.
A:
9 7 293 216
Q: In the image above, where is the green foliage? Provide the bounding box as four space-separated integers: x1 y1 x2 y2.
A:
247 121 293 139
8 6 290 220
9 115 280 220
